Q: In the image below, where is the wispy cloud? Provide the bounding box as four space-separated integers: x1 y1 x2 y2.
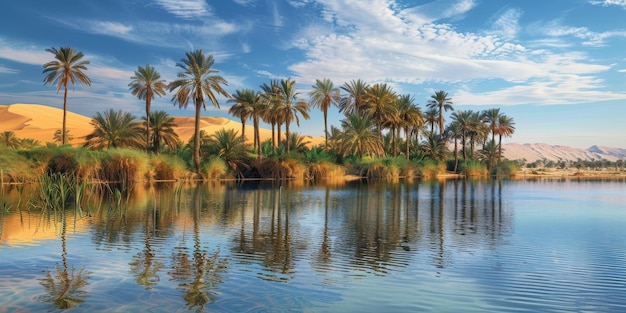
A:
488 8 522 40
0 65 18 74
154 0 211 19
589 0 626 9
51 18 238 48
443 0 477 18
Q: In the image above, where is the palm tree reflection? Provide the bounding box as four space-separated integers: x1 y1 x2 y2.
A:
39 212 90 309
169 183 228 312
129 193 163 289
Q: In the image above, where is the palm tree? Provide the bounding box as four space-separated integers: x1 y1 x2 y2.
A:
446 121 462 172
424 107 439 134
496 115 515 160
143 110 180 153
53 129 74 144
450 109 473 160
260 80 282 151
276 78 310 153
169 50 230 174
43 47 91 145
286 132 311 153
309 78 341 149
363 83 398 141
427 90 453 136
84 109 143 149
397 95 424 160
206 128 249 178
421 131 449 162
339 79 369 116
481 108 501 145
338 113 383 158
19 138 41 149
478 140 499 172
227 89 255 143
129 64 167 151
0 131 20 149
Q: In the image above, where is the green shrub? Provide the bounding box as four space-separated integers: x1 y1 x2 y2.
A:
458 160 488 177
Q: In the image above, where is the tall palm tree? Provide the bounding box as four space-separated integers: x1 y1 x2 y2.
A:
450 109 473 160
309 78 341 149
277 78 310 153
260 80 282 150
338 113 383 158
129 64 167 151
169 50 230 174
397 95 424 160
84 109 143 149
339 79 369 116
481 108 501 145
426 90 453 136
363 83 398 141
496 115 515 160
43 46 91 145
446 121 462 172
143 110 180 153
228 89 254 143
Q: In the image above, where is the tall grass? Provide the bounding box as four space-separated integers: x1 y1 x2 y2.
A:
458 160 488 177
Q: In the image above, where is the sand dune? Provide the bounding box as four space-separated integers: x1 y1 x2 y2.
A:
0 103 324 147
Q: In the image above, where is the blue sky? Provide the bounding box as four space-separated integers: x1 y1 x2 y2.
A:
1 0 626 148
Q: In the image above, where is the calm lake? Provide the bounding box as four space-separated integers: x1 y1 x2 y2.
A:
1 178 625 312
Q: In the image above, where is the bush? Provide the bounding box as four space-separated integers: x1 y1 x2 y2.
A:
203 156 229 180
458 160 488 177
492 160 519 177
417 159 445 178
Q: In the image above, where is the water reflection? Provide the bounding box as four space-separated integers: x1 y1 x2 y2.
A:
38 212 90 309
168 184 228 312
1 178 525 311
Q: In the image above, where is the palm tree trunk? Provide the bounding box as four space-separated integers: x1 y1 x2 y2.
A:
285 121 291 153
193 101 202 175
254 117 261 159
323 109 328 150
62 81 68 145
404 127 410 160
146 98 151 152
498 134 503 161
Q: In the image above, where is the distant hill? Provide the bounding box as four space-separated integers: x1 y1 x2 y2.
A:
1 103 623 162
502 143 626 162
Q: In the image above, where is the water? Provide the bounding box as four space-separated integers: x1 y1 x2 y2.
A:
1 178 625 312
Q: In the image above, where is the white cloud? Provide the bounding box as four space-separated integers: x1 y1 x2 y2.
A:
53 18 238 48
488 8 522 40
443 0 477 18
286 0 620 106
0 65 17 74
233 0 256 6
154 0 211 19
589 0 626 8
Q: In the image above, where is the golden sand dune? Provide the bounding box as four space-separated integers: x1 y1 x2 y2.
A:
0 103 324 147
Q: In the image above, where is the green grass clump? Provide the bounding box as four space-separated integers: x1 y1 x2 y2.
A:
417 159 445 178
203 156 230 180
458 160 488 177
491 160 519 177
148 154 189 181
98 149 147 184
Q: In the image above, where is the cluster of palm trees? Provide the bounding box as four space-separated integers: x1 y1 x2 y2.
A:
229 77 516 169
40 45 515 176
